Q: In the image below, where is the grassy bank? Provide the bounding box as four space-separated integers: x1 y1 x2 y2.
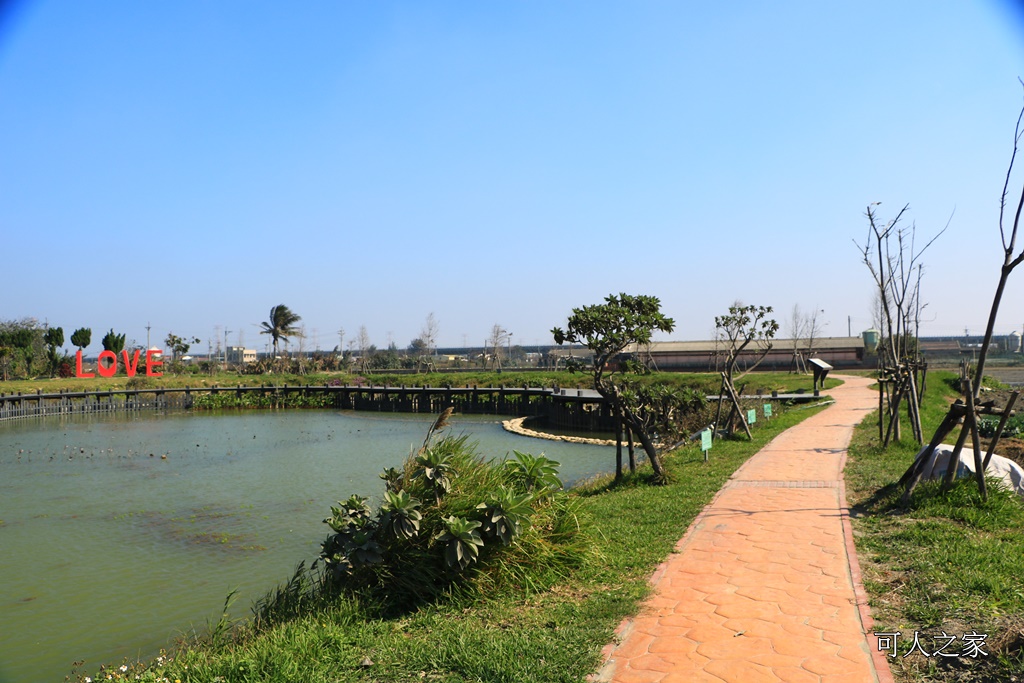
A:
845 372 1024 682
1 370 838 397
71 390 829 682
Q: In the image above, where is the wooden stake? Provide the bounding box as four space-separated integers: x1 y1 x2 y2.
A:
907 369 923 444
900 406 961 501
724 377 752 439
983 391 1019 470
942 379 976 492
963 386 988 501
712 373 726 442
615 411 623 481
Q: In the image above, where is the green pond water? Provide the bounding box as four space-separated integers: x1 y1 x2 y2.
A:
0 409 614 683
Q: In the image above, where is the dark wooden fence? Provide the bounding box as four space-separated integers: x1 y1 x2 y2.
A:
0 384 615 432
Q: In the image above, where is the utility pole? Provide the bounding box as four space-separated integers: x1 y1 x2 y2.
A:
224 328 232 369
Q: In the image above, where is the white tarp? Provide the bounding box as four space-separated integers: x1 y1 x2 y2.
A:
916 443 1024 499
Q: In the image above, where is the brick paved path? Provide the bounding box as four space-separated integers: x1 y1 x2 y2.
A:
593 375 892 683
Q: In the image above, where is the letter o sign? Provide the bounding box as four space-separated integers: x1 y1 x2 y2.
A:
97 350 117 378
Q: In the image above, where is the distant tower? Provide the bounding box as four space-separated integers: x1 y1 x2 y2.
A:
1010 330 1022 353
862 329 880 353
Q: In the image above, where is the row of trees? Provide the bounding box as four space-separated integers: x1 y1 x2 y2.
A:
0 320 134 380
553 294 780 482
0 304 524 379
2 298 794 385
259 306 529 374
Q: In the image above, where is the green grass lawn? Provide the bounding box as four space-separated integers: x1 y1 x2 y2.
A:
77 370 1022 683
0 369 837 396
70 387 829 682
845 372 1024 682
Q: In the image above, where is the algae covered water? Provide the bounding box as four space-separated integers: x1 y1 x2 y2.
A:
0 410 613 682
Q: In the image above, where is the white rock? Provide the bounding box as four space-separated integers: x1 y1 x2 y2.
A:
917 443 1024 498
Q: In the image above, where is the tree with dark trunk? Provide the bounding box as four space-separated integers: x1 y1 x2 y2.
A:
713 303 778 439
551 293 675 482
43 326 64 377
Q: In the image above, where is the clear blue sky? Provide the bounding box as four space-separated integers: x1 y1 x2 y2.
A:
2 1 1024 353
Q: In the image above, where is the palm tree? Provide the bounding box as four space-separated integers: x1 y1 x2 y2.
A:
260 304 302 356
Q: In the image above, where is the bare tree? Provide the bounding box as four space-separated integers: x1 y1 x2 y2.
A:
855 204 946 445
357 325 371 374
487 324 510 371
787 305 824 373
787 305 805 373
903 97 1024 502
415 312 440 373
856 205 946 367
296 324 308 374
421 313 439 357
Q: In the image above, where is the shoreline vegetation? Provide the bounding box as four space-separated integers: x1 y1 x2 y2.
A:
0 369 839 398
57 371 835 682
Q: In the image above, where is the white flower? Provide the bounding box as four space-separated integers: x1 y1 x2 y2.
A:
120 666 128 673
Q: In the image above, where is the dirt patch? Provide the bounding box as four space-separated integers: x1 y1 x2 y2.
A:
993 437 1024 469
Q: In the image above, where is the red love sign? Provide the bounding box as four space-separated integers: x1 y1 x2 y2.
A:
76 349 163 378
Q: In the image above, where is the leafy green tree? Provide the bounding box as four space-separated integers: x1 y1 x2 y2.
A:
551 293 675 481
0 346 12 381
43 326 64 377
70 327 91 351
165 332 201 373
0 319 44 379
259 304 302 356
369 343 402 370
408 338 428 355
101 329 126 354
164 332 200 362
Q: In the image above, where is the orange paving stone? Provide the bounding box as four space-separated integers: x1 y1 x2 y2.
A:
774 667 821 683
592 375 893 683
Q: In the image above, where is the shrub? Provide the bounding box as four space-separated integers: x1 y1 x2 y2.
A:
190 390 333 410
315 419 590 608
979 413 1024 439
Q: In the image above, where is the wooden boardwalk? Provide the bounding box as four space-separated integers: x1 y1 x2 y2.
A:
0 384 614 430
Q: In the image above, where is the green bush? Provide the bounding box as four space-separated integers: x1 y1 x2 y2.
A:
316 419 589 608
979 413 1024 439
190 390 334 410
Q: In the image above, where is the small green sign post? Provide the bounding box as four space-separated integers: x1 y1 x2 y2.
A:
701 428 712 462
763 403 773 419
747 408 757 425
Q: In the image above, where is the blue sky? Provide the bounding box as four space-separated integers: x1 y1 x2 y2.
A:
2 1 1024 353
